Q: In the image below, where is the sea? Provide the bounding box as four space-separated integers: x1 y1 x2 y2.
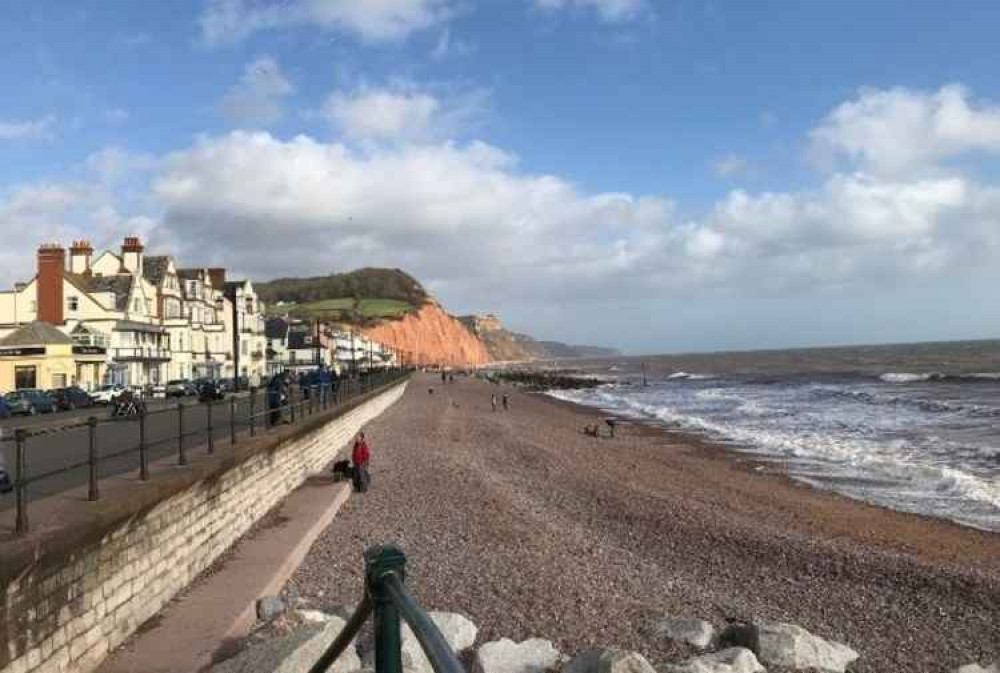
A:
546 340 1000 533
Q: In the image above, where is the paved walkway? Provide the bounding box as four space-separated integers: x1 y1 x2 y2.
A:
98 475 352 673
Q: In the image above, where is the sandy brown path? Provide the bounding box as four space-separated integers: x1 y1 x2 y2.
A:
287 374 999 673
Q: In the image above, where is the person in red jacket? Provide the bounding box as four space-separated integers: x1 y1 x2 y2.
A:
351 431 371 493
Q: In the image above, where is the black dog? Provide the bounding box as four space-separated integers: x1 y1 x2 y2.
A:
331 460 355 481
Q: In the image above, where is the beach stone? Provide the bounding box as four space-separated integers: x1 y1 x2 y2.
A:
474 638 562 673
753 620 858 672
650 617 716 650
953 663 999 673
661 647 765 673
298 609 334 623
257 596 287 621
212 616 361 673
358 611 478 673
564 649 657 673
403 612 479 673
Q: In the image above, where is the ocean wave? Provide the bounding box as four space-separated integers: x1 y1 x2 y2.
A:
879 372 942 383
879 371 1000 384
666 371 714 380
810 386 1000 418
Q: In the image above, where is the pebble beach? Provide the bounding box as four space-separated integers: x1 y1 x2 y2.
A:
286 374 1000 673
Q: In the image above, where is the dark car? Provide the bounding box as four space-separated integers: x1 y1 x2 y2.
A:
197 380 225 402
4 390 58 416
49 387 95 411
0 396 11 420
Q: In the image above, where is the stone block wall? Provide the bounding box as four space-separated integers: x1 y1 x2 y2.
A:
0 381 407 673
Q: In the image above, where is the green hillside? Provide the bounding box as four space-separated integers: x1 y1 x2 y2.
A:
256 268 428 324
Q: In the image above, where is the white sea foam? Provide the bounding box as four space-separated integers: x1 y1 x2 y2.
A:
879 372 937 383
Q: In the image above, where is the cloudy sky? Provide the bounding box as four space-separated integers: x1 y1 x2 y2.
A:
2 1 1000 354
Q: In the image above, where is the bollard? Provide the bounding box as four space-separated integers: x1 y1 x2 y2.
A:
178 402 187 466
14 429 28 535
249 386 256 437
365 545 407 673
230 394 237 445
88 417 99 501
206 399 214 454
139 407 149 480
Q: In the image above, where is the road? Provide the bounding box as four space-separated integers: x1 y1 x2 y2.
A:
0 385 352 511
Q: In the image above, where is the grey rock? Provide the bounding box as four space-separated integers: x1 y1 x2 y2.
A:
212 616 362 673
564 648 657 673
661 647 765 673
474 638 562 673
954 663 1000 673
357 611 478 673
754 620 857 673
651 618 716 650
257 596 287 621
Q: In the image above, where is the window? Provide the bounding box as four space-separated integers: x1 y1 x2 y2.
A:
68 296 79 312
241 341 248 355
133 298 141 313
52 373 67 388
15 366 37 390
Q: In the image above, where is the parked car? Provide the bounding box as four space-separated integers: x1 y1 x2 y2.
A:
147 383 167 399
197 380 225 402
49 387 95 411
91 385 125 406
165 380 197 398
4 390 58 416
0 396 11 420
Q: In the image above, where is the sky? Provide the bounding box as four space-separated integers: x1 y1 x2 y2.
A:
2 0 1000 355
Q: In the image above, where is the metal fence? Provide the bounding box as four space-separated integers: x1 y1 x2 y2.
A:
308 544 465 673
1 369 411 537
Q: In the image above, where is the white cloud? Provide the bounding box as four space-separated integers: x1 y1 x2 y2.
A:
200 0 454 45
810 84 1000 177
430 27 473 61
218 56 295 127
713 155 750 178
531 0 645 22
322 83 487 143
0 115 56 141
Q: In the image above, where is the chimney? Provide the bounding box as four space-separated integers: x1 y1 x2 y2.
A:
208 268 226 290
121 236 144 275
37 243 66 325
69 240 94 275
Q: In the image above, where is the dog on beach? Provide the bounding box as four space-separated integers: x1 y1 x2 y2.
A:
331 460 354 481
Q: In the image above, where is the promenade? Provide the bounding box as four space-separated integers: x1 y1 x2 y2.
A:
283 374 999 673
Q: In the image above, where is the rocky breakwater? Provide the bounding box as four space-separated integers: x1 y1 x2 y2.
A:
362 301 492 367
214 605 1000 673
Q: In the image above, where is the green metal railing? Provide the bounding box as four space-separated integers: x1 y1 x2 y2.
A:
309 545 465 673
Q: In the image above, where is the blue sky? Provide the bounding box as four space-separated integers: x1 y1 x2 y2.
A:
3 1 1000 353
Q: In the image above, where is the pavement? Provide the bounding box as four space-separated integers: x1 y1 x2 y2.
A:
98 473 354 673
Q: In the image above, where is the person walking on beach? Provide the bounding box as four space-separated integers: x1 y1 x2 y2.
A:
502 393 509 411
351 431 371 493
491 393 497 412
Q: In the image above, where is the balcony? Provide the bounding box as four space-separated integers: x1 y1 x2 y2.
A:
113 347 172 362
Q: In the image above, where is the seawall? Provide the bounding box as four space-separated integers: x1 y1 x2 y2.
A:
0 380 408 673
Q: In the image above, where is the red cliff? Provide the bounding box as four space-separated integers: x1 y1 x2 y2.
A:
361 302 492 367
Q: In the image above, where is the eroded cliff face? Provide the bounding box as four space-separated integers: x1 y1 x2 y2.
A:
362 302 492 367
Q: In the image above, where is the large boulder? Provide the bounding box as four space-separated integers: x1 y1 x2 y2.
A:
212 615 362 673
954 663 1000 673
661 647 765 673
403 612 479 673
753 620 857 673
564 648 657 673
358 611 478 673
474 638 562 673
650 618 716 650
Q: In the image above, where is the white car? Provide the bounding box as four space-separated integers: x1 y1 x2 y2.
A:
91 385 125 405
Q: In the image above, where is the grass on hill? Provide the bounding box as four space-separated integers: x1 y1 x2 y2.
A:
266 297 417 323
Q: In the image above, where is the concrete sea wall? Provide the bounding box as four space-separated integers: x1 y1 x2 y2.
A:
0 381 408 673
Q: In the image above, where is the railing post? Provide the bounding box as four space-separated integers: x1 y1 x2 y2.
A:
206 399 215 454
365 545 407 673
14 429 28 535
290 387 296 424
178 402 187 466
249 386 256 437
139 407 149 480
230 394 237 445
87 417 99 501
309 385 315 415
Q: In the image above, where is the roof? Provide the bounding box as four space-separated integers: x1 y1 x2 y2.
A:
81 275 133 311
265 318 289 340
176 269 204 280
143 256 171 286
0 321 73 346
